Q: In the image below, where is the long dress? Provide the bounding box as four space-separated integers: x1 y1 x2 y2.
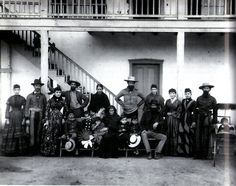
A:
1 95 28 155
99 113 121 158
41 96 68 156
177 98 196 156
164 98 182 156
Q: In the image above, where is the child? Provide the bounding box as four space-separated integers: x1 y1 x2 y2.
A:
92 117 108 145
62 112 79 140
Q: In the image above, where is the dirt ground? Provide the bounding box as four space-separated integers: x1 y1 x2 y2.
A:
0 154 235 185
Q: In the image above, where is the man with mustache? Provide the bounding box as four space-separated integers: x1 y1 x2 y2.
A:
25 79 47 154
115 76 145 119
194 83 217 159
62 80 89 118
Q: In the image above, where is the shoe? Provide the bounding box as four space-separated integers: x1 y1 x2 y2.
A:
154 153 162 160
147 152 152 160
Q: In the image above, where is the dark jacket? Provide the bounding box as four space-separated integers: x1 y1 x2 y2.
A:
140 110 164 132
62 90 89 109
25 92 47 118
88 92 110 113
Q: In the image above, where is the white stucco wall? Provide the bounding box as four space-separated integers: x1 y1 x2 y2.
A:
1 32 235 125
49 32 235 103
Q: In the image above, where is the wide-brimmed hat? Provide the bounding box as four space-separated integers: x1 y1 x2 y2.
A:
65 138 76 152
68 80 80 87
31 79 44 86
124 76 138 82
199 83 214 89
128 134 141 148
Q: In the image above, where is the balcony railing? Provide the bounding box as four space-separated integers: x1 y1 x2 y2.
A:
0 0 235 19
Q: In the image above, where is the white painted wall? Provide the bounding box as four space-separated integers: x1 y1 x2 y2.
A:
1 32 235 125
49 32 235 103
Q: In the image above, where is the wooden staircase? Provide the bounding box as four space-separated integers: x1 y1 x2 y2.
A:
10 30 121 113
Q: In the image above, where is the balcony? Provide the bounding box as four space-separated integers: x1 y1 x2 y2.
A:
0 0 235 19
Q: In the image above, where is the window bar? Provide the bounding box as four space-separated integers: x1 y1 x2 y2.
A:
83 0 86 14
101 0 103 15
141 0 143 15
95 0 97 17
196 0 199 15
66 0 69 15
147 0 149 15
2 0 5 14
230 0 232 15
72 0 74 14
78 0 80 14
158 0 161 15
89 0 92 14
153 0 155 15
60 0 62 14
135 0 137 14
129 0 132 15
213 0 216 15
224 0 227 15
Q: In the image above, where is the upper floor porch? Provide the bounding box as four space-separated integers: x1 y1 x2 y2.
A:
0 0 235 32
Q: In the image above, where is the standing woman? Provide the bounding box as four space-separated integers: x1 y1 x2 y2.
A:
88 84 110 114
1 84 28 155
177 88 196 157
41 86 68 156
164 88 182 156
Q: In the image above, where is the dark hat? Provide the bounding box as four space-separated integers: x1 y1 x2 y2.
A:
124 76 138 82
53 86 62 92
150 84 158 89
13 84 20 89
184 88 192 93
169 88 176 93
68 80 80 87
199 83 214 89
31 79 44 86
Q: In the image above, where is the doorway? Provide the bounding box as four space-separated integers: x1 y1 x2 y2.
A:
129 59 163 119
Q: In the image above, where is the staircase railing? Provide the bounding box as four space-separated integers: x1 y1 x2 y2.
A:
12 30 122 113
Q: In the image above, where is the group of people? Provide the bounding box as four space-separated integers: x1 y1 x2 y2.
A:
1 76 218 160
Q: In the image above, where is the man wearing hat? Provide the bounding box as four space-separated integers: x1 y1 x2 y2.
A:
194 83 217 159
25 79 47 154
62 80 89 118
143 84 165 112
140 99 167 160
115 76 145 119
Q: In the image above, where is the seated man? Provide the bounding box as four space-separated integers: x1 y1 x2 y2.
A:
140 99 167 160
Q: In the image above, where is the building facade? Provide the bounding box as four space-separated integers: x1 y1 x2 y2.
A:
0 0 236 124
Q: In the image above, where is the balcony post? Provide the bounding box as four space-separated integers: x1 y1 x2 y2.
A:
177 0 187 19
40 30 49 96
41 0 48 18
176 31 185 98
0 41 12 126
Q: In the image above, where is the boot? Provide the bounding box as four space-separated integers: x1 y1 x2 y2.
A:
147 152 152 160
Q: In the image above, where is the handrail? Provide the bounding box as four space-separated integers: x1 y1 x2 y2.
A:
12 30 121 113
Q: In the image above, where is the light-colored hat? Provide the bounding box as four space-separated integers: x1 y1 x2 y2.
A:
124 76 138 82
128 134 141 148
65 138 76 152
199 83 214 89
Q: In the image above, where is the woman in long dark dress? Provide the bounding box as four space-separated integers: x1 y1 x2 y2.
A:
164 88 182 156
177 88 196 157
99 105 121 158
41 86 68 156
1 84 28 155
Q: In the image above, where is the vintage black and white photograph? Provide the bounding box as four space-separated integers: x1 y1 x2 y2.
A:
0 0 236 185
